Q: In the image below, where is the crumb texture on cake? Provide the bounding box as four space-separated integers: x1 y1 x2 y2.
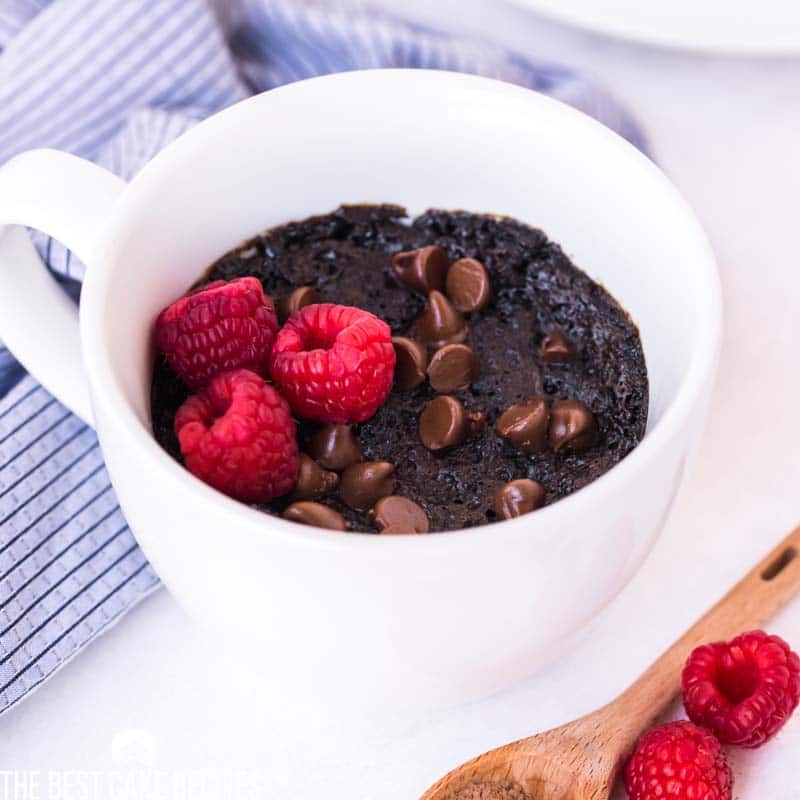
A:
151 205 648 532
448 780 532 800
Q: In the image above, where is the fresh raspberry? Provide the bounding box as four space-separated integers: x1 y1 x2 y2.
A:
624 721 732 800
156 277 278 390
174 369 298 503
269 303 395 423
682 629 800 748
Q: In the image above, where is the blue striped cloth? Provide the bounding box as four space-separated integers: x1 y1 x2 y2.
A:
0 0 646 714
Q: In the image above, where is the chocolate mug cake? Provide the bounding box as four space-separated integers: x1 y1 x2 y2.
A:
150 205 648 533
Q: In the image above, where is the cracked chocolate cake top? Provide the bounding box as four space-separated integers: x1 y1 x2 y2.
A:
151 204 648 532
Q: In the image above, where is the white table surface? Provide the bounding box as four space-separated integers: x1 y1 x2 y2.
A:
3 3 800 798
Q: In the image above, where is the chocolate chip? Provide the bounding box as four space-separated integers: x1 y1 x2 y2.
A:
549 399 598 452
292 453 339 500
277 286 320 323
340 461 396 510
419 395 484 451
496 399 550 454
493 479 545 520
416 290 468 349
370 496 429 533
392 336 428 391
306 424 362 470
420 396 464 450
283 501 348 530
540 332 575 363
379 523 415 535
391 245 450 294
445 257 491 313
426 343 480 392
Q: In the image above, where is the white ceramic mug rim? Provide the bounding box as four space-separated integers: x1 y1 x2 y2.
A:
79 69 722 553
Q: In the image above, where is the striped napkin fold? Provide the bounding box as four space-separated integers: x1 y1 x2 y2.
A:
0 0 646 714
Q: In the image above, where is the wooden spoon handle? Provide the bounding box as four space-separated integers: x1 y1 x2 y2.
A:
599 524 800 750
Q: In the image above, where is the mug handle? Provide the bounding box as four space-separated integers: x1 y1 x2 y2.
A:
0 149 127 426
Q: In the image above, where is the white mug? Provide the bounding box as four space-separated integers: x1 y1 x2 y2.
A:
0 70 721 711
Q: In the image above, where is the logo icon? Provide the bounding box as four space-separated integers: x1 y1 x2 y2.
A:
111 729 156 768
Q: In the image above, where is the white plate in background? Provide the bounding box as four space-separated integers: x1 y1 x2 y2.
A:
509 0 800 53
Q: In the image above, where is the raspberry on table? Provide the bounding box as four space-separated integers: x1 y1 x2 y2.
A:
624 720 732 800
682 629 800 748
174 369 299 503
269 303 395 424
156 277 278 390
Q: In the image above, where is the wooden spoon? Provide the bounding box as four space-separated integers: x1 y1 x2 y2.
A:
421 525 800 800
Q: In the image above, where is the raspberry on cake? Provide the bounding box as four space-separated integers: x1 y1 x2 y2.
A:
682 629 800 748
624 721 732 800
156 277 278 390
174 369 298 503
269 303 395 424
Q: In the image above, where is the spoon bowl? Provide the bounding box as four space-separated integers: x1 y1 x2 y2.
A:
421 719 620 800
